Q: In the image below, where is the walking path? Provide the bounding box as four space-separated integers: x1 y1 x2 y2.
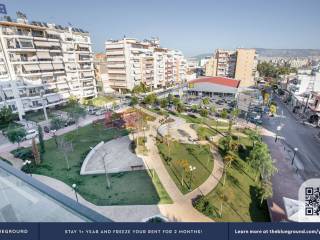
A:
2 106 225 222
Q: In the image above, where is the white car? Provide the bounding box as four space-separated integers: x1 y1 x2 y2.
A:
24 129 38 140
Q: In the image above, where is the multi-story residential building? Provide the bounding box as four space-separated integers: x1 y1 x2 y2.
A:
93 53 113 94
105 37 186 92
0 14 96 120
234 48 257 87
287 69 320 95
205 48 257 88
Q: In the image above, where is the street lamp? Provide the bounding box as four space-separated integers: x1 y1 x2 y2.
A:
275 125 281 142
23 160 32 176
50 129 58 147
189 165 196 191
292 147 298 165
72 183 78 203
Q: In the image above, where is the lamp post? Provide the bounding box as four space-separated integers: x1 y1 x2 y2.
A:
72 183 78 203
189 165 196 191
275 125 281 142
292 147 298 165
23 160 32 176
50 129 58 147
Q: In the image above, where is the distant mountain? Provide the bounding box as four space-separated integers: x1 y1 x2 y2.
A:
192 49 320 59
255 48 320 58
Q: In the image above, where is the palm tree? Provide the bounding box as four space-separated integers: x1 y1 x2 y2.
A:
258 180 273 205
222 152 236 186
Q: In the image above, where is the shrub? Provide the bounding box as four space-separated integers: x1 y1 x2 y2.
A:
192 195 213 215
11 147 34 160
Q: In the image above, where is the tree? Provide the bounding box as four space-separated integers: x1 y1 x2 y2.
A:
160 98 168 108
6 126 26 147
248 130 261 147
0 106 14 125
222 152 237 185
175 159 190 186
31 137 41 165
210 106 216 115
202 97 210 106
258 180 273 205
199 109 208 117
57 136 73 170
172 97 180 107
248 142 277 182
191 105 198 112
37 125 45 154
144 93 157 105
220 109 228 119
228 108 240 134
68 105 86 133
130 96 138 106
68 95 78 107
50 117 65 130
176 103 185 113
269 104 277 116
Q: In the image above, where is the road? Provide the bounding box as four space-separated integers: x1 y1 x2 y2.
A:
262 96 320 180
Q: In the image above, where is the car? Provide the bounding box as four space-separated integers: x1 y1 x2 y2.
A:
95 109 106 116
64 119 76 127
24 129 38 140
43 126 50 133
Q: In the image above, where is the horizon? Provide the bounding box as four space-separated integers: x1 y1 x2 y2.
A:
2 0 320 57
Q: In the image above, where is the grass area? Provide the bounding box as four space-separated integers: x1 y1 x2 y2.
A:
191 124 218 140
157 140 214 194
24 110 55 123
135 136 148 155
21 123 171 205
125 107 156 122
193 134 270 222
0 122 23 132
83 96 115 107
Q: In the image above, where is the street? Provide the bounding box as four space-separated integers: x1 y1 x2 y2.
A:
262 96 320 180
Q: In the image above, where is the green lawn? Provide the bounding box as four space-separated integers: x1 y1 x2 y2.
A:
193 134 270 222
22 123 172 205
24 110 55 123
157 140 213 194
191 124 218 140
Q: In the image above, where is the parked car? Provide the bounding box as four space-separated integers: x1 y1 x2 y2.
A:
64 118 76 127
43 126 50 133
24 129 38 140
95 109 106 116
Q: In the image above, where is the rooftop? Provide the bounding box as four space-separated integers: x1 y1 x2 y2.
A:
189 77 241 88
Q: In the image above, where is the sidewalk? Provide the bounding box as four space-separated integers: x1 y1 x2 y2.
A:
261 127 303 222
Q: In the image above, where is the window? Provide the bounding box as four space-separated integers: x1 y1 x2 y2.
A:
17 39 34 49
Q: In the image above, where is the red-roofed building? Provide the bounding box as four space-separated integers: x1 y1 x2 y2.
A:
187 77 241 97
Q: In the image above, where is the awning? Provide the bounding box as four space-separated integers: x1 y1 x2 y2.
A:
0 65 7 72
39 63 53 71
46 30 59 36
23 64 40 72
82 71 93 78
50 42 61 47
37 52 51 59
4 90 14 98
78 43 89 48
57 83 69 89
46 94 60 103
34 41 51 47
52 63 64 70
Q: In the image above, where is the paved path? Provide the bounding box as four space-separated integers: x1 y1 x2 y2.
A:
4 106 225 222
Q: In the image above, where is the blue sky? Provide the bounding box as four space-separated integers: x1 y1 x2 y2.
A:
2 0 320 56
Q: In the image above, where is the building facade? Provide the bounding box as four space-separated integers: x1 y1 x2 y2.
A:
0 14 96 120
205 48 257 88
105 38 186 92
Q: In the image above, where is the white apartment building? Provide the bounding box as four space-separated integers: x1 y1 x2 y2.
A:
105 38 186 92
0 14 96 120
215 49 237 77
288 69 320 95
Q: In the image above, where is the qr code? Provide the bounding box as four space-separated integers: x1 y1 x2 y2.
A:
305 187 320 215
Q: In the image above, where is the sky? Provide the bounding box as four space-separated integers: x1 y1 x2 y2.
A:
2 0 320 56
